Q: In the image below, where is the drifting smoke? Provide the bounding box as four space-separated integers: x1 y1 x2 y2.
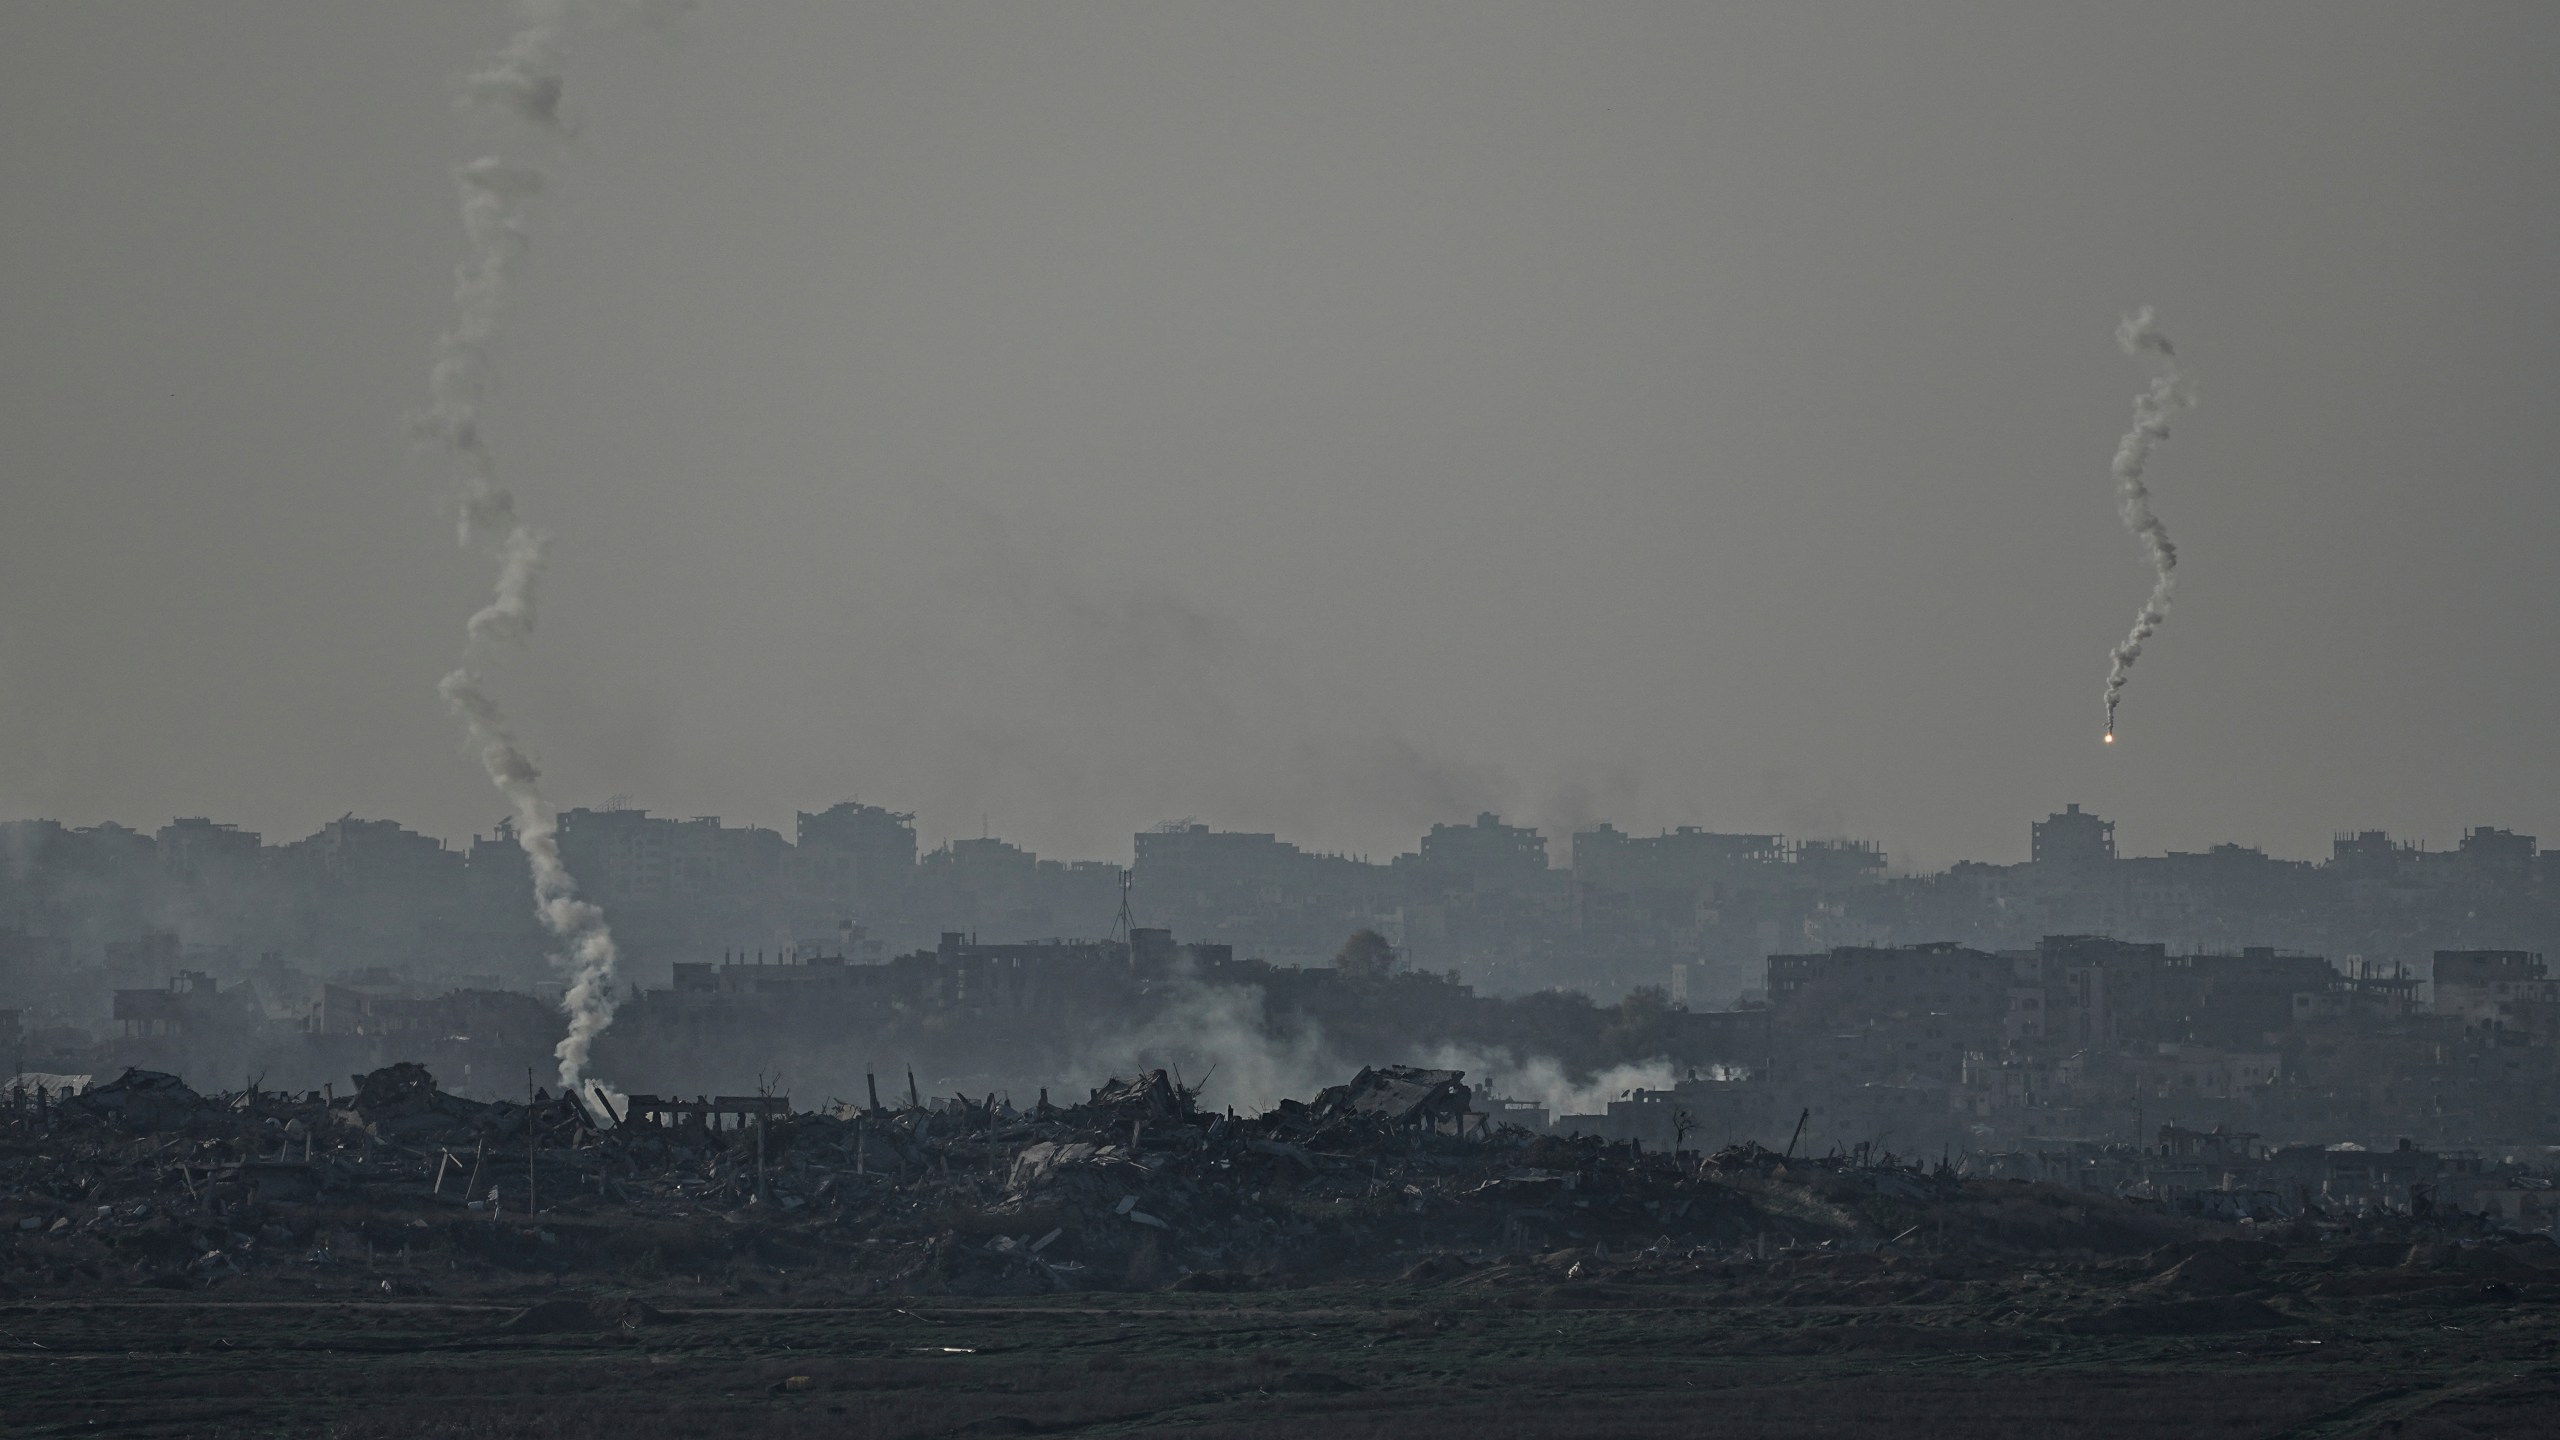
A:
1052 962 1678 1123
1063 969 1684 1127
416 1 623 1100
462 3 571 131
1423 1044 1680 1122
1078 971 1348 1115
2100 306 2195 737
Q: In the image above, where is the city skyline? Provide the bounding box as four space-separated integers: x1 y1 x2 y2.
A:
5 794 2545 875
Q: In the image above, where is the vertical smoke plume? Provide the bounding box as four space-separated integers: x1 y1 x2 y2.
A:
417 1 624 1098
437 674 622 1091
2101 306 2195 737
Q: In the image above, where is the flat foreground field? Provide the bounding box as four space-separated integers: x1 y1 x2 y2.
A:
1 1279 2553 1439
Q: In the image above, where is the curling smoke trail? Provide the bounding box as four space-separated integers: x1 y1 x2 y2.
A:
417 1 624 1099
2101 306 2194 738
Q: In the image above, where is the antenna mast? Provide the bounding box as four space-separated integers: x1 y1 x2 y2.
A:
1111 868 1135 945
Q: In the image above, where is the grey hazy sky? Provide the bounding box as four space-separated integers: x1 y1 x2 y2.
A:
4 2 2557 870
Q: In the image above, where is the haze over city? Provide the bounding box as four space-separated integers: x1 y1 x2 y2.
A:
6 4 2557 872
7 8 2560 1435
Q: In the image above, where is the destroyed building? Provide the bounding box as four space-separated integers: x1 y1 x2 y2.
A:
10 1051 2560 1325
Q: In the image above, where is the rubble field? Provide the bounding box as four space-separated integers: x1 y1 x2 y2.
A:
4 1064 2559 1437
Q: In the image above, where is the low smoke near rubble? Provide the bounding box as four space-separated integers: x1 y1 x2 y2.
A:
1422 1046 1682 1124
1024 968 1670 1123
1072 973 1347 1117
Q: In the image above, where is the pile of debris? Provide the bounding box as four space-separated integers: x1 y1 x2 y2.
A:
3 1060 2537 1300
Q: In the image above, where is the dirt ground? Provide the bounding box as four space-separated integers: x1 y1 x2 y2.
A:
2 1272 2555 1439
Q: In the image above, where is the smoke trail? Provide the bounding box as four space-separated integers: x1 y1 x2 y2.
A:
2100 306 2195 737
417 1 624 1098
436 672 622 1090
462 2 571 131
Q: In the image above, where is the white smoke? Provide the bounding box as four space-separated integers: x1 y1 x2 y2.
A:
435 672 621 1090
417 0 624 1099
1424 1042 1679 1121
1078 971 1349 1115
1070 980 1681 1126
2101 306 2195 736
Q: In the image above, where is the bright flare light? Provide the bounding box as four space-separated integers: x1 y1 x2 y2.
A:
2103 733 2116 744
